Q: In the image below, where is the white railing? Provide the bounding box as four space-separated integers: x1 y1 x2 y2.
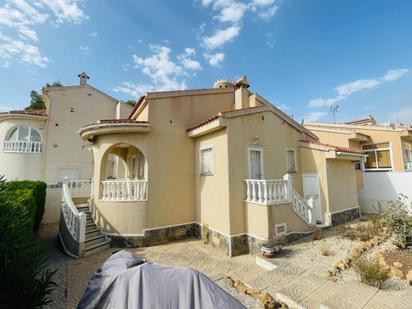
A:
405 161 412 171
292 190 312 224
3 141 42 153
65 179 92 198
101 179 147 201
61 181 86 242
245 176 291 205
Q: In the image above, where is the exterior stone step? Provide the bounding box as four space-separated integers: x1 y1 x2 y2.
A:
72 197 88 204
86 217 94 224
84 240 111 256
85 234 106 246
86 223 97 231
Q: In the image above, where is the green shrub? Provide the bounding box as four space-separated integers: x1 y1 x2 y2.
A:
5 180 47 232
354 257 389 289
0 180 56 308
388 215 412 249
1 188 36 226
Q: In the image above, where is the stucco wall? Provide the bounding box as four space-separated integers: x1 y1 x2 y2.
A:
227 111 306 235
326 159 359 213
43 86 117 184
0 117 46 181
299 147 330 223
195 129 231 234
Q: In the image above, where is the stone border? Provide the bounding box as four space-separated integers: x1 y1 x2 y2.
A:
330 207 361 226
109 223 200 248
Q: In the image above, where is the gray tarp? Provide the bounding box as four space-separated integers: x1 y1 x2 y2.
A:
77 250 246 309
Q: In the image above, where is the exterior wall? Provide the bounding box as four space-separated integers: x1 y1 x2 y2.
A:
359 172 412 213
227 111 307 235
299 147 330 223
43 86 117 184
195 129 231 235
0 117 46 181
311 130 354 148
91 133 149 235
245 203 269 239
325 159 359 213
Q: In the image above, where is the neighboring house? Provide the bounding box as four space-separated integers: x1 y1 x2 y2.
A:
0 73 133 223
66 77 364 257
305 116 412 213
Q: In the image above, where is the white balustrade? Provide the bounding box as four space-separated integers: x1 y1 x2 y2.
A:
101 179 147 201
245 179 290 205
65 179 92 198
3 141 42 153
61 181 86 243
292 190 312 224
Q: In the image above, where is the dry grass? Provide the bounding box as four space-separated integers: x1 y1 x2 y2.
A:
354 257 390 289
337 222 381 242
320 245 333 256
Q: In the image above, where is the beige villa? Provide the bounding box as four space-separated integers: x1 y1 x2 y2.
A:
64 77 365 257
305 116 412 213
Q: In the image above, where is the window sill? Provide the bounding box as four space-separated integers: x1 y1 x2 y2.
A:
200 173 214 177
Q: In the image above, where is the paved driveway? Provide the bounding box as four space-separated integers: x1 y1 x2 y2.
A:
41 224 412 309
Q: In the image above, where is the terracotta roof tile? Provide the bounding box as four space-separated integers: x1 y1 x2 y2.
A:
300 139 364 154
0 109 47 117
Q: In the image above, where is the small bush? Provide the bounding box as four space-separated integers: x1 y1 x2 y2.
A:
320 245 333 256
1 188 36 226
0 180 55 308
354 257 389 289
5 180 47 232
388 215 412 249
338 223 381 242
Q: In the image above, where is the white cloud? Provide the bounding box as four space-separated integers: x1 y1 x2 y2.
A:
204 52 225 67
0 32 49 67
79 46 89 55
0 103 12 111
35 0 88 24
178 48 202 71
202 25 240 50
382 68 409 81
0 0 87 68
116 45 205 98
113 82 153 98
309 68 410 108
304 111 327 122
215 2 247 23
89 31 98 37
276 103 289 110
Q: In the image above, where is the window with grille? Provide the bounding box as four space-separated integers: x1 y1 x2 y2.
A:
200 147 214 176
404 142 412 170
248 148 263 179
362 143 392 170
286 149 296 172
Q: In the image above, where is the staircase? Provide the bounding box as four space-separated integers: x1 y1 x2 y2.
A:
60 181 111 258
74 199 111 256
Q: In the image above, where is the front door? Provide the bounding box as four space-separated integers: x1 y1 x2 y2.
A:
248 148 263 179
303 174 322 224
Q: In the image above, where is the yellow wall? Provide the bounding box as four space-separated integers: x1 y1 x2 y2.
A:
195 129 231 234
326 159 359 213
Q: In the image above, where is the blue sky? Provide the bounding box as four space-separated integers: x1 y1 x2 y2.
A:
1 0 412 124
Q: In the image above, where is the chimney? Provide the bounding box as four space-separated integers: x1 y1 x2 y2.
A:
234 76 250 110
78 72 90 86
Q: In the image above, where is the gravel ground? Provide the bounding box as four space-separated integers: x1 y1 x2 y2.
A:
215 279 261 309
39 224 71 309
270 227 362 279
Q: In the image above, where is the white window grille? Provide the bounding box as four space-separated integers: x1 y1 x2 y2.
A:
286 149 296 172
200 147 214 175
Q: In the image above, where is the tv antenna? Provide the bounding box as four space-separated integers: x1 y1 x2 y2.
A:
330 104 339 123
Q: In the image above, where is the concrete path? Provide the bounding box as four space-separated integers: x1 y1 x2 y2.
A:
40 224 411 309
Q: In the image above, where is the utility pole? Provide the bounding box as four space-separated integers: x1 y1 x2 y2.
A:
330 104 339 123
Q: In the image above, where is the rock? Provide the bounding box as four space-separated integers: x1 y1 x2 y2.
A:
224 276 234 286
245 287 260 297
336 260 347 270
406 270 412 285
390 266 405 278
233 280 248 294
393 262 403 269
257 292 276 309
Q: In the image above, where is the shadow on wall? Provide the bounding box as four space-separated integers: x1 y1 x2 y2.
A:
359 172 411 213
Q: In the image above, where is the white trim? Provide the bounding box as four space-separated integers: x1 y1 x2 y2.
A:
362 141 394 171
199 144 215 176
247 146 264 179
302 173 322 224
329 205 360 215
285 147 297 173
